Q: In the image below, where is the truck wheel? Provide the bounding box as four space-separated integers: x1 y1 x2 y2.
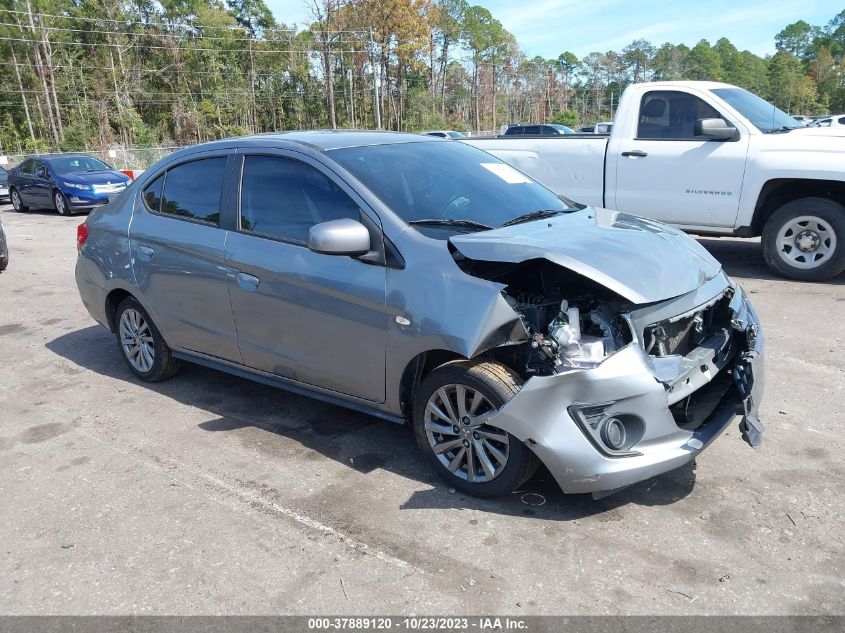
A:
762 197 845 281
412 360 539 497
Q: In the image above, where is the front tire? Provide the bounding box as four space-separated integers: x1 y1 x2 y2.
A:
762 197 845 281
10 188 27 212
114 297 181 382
412 360 539 497
54 190 70 216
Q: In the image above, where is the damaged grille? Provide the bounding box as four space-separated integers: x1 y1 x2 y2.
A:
643 292 732 357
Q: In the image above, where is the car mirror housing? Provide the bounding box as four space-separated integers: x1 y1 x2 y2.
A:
307 218 371 256
695 118 738 140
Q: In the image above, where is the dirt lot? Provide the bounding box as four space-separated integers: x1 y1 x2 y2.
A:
0 205 842 615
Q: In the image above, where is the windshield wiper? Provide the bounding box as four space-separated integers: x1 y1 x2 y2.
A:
502 209 572 227
766 126 797 134
408 218 493 231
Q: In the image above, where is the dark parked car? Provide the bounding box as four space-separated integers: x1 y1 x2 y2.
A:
8 155 131 215
503 124 574 136
0 166 9 202
0 217 8 271
75 132 764 498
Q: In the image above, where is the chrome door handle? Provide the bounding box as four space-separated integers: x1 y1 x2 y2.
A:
137 245 154 261
621 150 648 158
236 271 260 290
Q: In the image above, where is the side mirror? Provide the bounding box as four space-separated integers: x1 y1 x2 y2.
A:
695 118 738 140
307 218 371 256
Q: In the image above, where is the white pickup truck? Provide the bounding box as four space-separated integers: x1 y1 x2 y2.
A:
464 81 845 281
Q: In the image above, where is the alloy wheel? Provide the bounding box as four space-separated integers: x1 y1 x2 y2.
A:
776 215 837 270
55 192 68 215
11 189 22 211
424 384 510 483
119 308 155 373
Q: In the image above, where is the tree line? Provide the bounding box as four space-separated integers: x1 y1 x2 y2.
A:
1 0 844 156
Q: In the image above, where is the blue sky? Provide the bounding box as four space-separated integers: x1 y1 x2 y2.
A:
265 0 839 59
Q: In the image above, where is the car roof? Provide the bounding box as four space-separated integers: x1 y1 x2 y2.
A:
187 130 437 153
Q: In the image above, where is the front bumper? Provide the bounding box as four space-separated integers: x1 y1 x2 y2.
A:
487 274 764 495
66 193 111 209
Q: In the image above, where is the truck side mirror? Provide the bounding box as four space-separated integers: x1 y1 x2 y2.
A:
695 118 738 141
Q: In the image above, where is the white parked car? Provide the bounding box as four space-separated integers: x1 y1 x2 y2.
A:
809 115 845 128
464 81 845 281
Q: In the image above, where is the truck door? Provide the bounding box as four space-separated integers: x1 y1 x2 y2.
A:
609 89 749 229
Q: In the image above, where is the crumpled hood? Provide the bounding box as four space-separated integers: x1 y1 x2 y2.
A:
449 208 722 304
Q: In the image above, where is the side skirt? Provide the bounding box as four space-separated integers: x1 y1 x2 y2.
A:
172 350 406 425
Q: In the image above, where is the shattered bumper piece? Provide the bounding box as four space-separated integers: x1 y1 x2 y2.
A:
484 280 765 495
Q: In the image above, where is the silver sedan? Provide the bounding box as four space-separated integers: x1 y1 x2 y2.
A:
75 132 764 498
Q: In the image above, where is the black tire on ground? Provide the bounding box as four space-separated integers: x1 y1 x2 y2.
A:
761 197 845 281
412 359 540 497
0 254 7 272
10 188 27 212
53 190 70 216
114 296 181 382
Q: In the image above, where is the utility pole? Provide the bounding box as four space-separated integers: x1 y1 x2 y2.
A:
348 69 355 128
369 28 381 129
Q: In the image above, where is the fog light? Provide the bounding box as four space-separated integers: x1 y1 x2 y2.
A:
601 417 627 450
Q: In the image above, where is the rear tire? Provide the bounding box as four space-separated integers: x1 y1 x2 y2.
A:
10 188 27 212
762 197 845 281
412 360 539 497
114 296 181 382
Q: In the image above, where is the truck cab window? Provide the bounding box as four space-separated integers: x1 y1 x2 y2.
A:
637 91 723 140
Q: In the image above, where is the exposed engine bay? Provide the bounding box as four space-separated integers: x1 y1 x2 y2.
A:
504 292 629 374
451 255 634 376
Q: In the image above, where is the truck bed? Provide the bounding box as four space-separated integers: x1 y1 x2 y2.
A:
461 136 608 209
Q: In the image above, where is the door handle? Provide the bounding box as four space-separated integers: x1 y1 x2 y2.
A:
236 271 260 291
621 150 648 158
136 245 154 261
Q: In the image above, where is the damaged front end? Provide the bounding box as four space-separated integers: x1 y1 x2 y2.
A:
452 248 764 496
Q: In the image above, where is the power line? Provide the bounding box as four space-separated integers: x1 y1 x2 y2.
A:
0 8 370 35
0 20 369 45
0 36 369 53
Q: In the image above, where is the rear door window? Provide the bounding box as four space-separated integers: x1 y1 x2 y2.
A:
524 126 541 135
159 158 227 225
239 155 361 244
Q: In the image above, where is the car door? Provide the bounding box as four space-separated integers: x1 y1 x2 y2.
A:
225 150 388 402
30 160 52 208
129 152 242 362
610 89 750 228
15 160 36 204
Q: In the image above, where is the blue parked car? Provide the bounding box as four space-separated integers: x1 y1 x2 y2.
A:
0 166 9 203
8 155 131 215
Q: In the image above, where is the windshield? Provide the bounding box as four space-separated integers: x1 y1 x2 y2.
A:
711 88 801 133
446 131 465 139
49 156 112 174
551 124 574 134
328 141 571 236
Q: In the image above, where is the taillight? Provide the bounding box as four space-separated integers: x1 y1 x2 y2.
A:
76 222 89 251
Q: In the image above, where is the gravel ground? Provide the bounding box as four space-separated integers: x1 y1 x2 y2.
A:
0 205 842 615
